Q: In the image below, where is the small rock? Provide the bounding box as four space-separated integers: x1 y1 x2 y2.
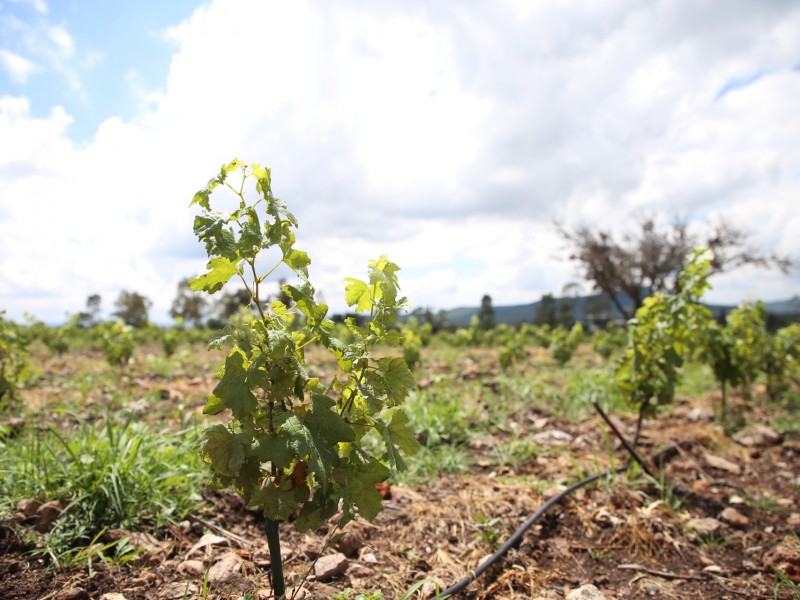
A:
531 429 574 447
178 559 205 576
300 536 323 559
728 494 746 505
131 572 158 586
732 425 783 447
361 552 378 563
720 507 750 528
35 500 64 532
16 498 42 517
703 453 742 475
703 565 724 574
314 552 349 581
207 552 243 583
687 517 722 537
335 534 363 558
566 584 607 600
348 563 374 578
421 579 446 598
56 588 88 600
158 582 199 599
763 544 800 583
687 407 714 422
99 595 128 600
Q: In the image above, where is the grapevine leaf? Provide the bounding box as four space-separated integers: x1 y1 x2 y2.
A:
285 285 328 326
342 457 390 522
369 255 401 305
344 278 372 312
253 431 294 470
190 189 211 210
388 409 420 455
377 357 416 405
223 157 245 173
237 207 262 259
283 248 311 276
295 494 339 532
277 415 330 490
193 215 238 260
189 257 240 294
213 349 257 419
202 393 226 415
267 329 296 357
199 424 245 477
249 478 310 521
305 394 356 444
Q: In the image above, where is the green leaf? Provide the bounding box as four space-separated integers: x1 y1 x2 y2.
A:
199 424 245 477
305 394 356 444
283 248 311 275
277 415 327 485
344 278 372 312
253 431 294 471
295 494 339 532
387 409 420 456
285 285 328 326
343 457 390 522
249 478 309 521
213 349 257 419
193 215 238 260
202 393 226 415
190 189 211 210
223 158 245 173
189 257 240 293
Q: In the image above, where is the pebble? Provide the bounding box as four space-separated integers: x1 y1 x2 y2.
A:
720 507 750 528
314 552 349 581
703 453 741 475
566 584 607 600
207 552 243 583
687 517 722 537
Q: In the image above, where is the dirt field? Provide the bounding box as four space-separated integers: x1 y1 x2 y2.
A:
1 343 799 599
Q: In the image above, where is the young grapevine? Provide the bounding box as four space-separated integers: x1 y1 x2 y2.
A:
189 159 418 596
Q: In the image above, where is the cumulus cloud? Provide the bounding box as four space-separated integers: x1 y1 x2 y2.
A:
0 48 39 82
0 0 799 323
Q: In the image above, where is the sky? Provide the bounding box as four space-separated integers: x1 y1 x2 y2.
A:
1 0 799 325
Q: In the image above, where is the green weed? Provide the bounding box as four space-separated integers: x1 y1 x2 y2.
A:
0 412 205 565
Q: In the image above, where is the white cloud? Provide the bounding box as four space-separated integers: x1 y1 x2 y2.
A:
0 48 39 82
1 0 799 324
47 24 74 59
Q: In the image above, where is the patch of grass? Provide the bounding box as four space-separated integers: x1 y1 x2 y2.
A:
405 388 470 447
0 411 206 565
544 366 628 422
399 444 472 485
490 437 542 472
676 362 717 398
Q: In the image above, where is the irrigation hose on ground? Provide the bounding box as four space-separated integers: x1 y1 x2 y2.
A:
428 441 688 599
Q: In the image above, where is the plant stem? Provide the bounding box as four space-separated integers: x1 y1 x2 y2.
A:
265 518 285 598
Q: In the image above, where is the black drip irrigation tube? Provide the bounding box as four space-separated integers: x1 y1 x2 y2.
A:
427 440 688 599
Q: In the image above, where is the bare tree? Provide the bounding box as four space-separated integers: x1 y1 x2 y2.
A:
557 217 791 320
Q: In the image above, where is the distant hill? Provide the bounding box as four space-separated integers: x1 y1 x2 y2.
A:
434 294 800 328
